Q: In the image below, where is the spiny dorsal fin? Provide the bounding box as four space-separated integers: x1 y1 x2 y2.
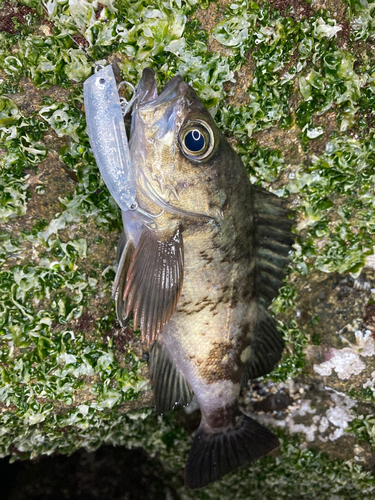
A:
253 185 294 308
149 340 193 413
113 225 184 345
241 303 285 386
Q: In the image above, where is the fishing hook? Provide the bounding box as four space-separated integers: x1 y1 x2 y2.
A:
118 81 137 116
129 201 164 230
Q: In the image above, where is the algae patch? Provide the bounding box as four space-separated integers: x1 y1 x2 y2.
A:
0 0 375 496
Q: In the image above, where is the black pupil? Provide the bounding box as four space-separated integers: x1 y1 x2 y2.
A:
184 129 205 152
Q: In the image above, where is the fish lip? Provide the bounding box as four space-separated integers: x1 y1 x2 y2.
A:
136 68 158 105
135 68 189 109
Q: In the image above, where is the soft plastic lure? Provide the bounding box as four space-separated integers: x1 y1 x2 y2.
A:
84 65 136 212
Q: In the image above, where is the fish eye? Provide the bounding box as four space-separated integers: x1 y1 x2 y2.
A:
179 119 217 162
184 129 205 152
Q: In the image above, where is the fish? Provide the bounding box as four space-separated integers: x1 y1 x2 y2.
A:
93 67 293 489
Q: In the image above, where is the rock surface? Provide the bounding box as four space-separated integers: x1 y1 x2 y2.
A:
1 0 375 498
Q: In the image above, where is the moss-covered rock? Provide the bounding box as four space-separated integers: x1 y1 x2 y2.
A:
1 0 375 497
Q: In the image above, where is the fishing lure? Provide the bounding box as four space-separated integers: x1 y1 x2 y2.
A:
84 64 166 231
83 64 136 212
83 63 165 325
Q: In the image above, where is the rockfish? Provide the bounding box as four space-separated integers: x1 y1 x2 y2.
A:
112 69 293 489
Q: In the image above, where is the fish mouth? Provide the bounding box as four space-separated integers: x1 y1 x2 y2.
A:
135 68 158 105
135 68 189 108
131 68 190 141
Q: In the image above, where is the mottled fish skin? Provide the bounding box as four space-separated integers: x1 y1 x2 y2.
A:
114 68 293 489
159 135 256 426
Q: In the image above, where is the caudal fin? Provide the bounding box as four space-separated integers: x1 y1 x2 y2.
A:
184 413 279 489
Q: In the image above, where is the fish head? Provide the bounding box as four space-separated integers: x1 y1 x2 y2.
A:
129 68 235 221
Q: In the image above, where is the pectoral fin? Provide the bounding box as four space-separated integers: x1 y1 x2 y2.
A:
114 237 135 328
114 225 184 345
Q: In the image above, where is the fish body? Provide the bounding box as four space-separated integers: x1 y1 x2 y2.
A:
110 69 293 489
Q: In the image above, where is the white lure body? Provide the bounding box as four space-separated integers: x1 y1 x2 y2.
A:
83 65 136 211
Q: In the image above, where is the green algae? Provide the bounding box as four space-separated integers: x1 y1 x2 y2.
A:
348 412 375 453
0 97 47 223
268 320 308 382
347 386 375 405
0 0 375 496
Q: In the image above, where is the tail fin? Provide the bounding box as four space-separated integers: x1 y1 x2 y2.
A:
184 413 279 489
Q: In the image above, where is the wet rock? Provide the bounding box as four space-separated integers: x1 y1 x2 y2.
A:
253 391 292 412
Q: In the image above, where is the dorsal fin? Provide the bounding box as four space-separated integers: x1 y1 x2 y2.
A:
240 186 294 385
253 185 294 308
113 225 184 345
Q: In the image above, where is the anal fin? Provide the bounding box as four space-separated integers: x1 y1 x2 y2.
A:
149 340 193 414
